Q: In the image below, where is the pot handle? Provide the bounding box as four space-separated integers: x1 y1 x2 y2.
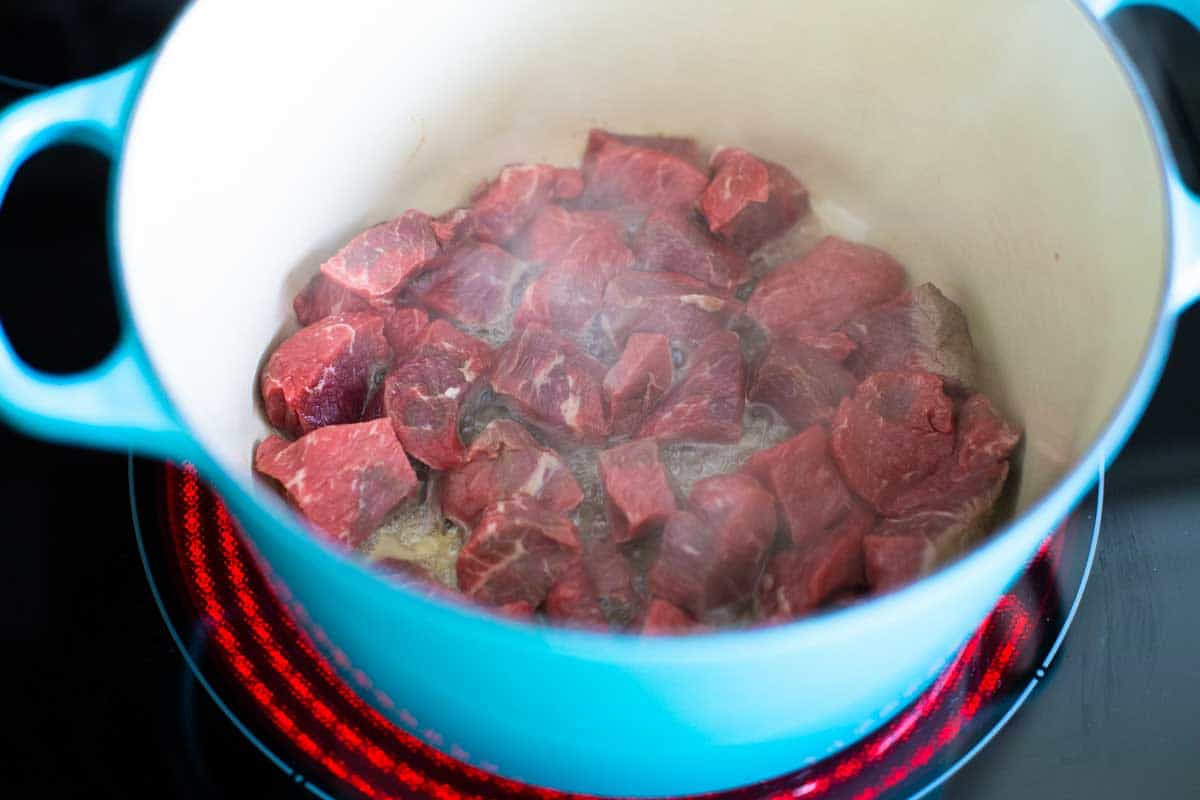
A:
0 57 193 459
1088 0 1200 312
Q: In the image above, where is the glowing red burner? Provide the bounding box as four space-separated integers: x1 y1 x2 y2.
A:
162 463 1070 800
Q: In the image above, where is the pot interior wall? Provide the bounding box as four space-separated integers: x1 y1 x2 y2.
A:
119 0 1164 521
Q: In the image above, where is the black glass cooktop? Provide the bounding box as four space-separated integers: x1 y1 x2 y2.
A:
1 3 1197 798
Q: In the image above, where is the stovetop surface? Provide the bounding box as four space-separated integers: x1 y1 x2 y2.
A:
1 3 1198 798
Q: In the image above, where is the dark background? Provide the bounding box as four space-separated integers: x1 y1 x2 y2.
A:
0 3 1197 798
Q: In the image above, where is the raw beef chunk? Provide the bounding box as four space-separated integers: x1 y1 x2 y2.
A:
638 330 744 443
862 533 937 593
631 209 750 290
293 273 369 326
586 130 705 170
456 497 580 608
640 598 702 635
748 339 858 430
513 224 634 332
431 208 474 248
648 472 777 617
254 419 418 548
381 307 430 356
954 394 1022 475
584 536 643 626
842 283 976 392
491 324 610 441
382 352 470 470
747 236 906 343
410 242 528 327
544 562 609 629
440 419 583 526
414 319 493 386
462 163 584 245
830 370 956 515
699 147 809 253
601 270 743 348
687 473 778 608
743 426 854 546
261 312 391 438
598 439 677 543
755 502 874 621
514 205 629 265
319 211 440 304
580 130 709 210
604 333 673 436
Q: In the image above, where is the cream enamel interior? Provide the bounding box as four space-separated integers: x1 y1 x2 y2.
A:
118 0 1164 526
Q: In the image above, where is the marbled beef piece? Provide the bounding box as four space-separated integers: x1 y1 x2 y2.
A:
380 307 430 356
743 426 854 547
755 502 875 621
438 163 584 247
292 273 370 326
830 370 956 515
584 536 643 627
513 223 634 333
440 419 583 527
544 562 609 630
512 205 629 266
637 330 744 444
261 312 392 438
579 130 708 211
639 598 704 635
603 333 673 437
699 147 809 253
382 321 492 470
632 209 750 290
747 236 906 343
456 497 580 609
491 324 610 441
841 283 976 392
748 337 859 431
319 211 440 304
598 439 677 543
600 270 743 350
254 419 419 548
585 130 705 170
409 242 529 327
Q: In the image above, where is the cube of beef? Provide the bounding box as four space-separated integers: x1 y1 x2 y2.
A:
747 236 906 343
688 473 778 608
261 312 391 438
254 419 419 548
293 273 370 326
604 333 673 436
513 205 629 265
600 270 743 349
414 319 493 386
699 147 809 253
431 208 474 248
586 130 705 170
743 426 854 546
461 163 584 246
513 224 634 332
584 536 643 627
456 497 580 609
491 324 610 441
954 394 1022 474
830 370 956 515
637 330 744 443
842 283 976 392
544 562 609 630
640 598 703 635
440 419 583 526
580 130 708 211
382 352 470 470
380 306 430 356
409 242 529 327
319 211 440 304
631 209 750 290
748 339 858 430
755 502 874 621
598 439 677 543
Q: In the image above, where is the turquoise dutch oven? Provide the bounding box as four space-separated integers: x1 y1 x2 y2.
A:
0 0 1196 795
